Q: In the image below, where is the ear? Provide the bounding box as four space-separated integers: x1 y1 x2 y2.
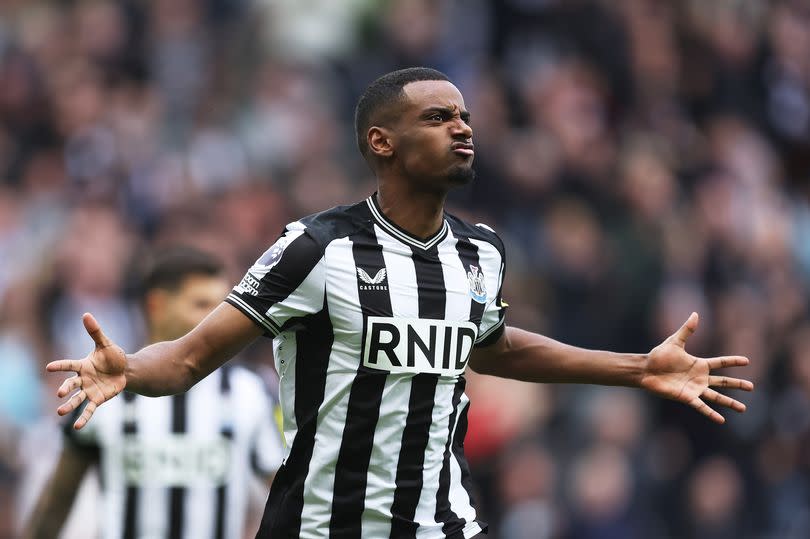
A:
367 126 394 158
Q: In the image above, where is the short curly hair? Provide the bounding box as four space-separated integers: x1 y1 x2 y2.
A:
354 67 450 160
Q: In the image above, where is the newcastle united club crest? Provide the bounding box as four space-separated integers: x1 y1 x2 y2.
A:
467 265 487 303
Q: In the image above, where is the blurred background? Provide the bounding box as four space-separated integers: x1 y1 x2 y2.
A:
1 0 809 537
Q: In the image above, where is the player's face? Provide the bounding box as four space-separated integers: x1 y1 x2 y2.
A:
156 275 230 340
394 80 474 190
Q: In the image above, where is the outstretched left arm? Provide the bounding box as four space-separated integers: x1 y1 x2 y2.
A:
468 313 753 424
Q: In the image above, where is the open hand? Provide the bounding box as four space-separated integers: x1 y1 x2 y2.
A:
640 312 754 424
46 313 127 430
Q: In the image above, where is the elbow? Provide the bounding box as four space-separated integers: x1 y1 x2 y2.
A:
179 334 209 392
183 359 203 391
467 330 512 376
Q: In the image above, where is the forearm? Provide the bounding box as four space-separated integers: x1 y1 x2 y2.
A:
470 326 648 387
125 339 200 396
125 303 263 396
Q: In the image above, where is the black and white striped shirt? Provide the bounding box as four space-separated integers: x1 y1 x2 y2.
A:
65 366 284 539
226 195 507 539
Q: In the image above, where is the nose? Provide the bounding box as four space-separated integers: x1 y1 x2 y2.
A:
451 118 473 139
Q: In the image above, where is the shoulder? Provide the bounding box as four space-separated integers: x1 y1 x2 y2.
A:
254 200 371 269
445 212 506 259
294 199 373 249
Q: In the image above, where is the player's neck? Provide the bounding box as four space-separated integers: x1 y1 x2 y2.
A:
375 184 446 240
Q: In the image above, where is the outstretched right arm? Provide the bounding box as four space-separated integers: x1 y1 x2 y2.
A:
124 302 263 396
47 302 262 430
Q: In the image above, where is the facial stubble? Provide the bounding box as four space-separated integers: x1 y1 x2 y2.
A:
447 163 476 185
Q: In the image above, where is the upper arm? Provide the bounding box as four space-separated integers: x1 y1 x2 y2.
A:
469 327 510 374
183 302 265 381
189 224 327 380
225 224 326 338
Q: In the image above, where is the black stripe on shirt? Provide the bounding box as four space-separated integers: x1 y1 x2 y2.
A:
121 391 138 539
388 246 445 538
214 367 233 539
329 229 392 539
168 393 187 538
429 233 487 536
435 378 467 537
452 397 478 526
256 296 333 538
453 233 486 330
215 427 234 539
446 217 507 348
476 258 506 347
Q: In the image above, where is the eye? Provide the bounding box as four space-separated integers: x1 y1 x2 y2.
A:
428 113 444 122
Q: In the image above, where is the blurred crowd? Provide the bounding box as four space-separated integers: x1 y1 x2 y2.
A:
1 0 809 538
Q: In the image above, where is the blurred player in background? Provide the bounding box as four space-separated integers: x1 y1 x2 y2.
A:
24 247 283 539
